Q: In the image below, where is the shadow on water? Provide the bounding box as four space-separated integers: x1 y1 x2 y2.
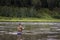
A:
0 22 60 40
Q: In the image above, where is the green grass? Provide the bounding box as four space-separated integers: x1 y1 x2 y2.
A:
0 17 60 22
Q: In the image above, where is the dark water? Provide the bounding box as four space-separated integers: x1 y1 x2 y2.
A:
0 22 60 40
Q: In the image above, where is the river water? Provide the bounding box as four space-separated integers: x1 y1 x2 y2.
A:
0 22 60 40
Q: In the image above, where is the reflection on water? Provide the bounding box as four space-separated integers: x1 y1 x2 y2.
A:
0 22 60 40
0 34 60 40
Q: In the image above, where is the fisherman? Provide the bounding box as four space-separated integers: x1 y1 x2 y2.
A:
17 23 24 40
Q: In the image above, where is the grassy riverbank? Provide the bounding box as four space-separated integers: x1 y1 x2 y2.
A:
0 17 60 22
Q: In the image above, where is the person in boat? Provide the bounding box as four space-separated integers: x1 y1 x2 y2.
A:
17 23 24 40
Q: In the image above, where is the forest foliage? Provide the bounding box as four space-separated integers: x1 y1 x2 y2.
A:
0 0 60 19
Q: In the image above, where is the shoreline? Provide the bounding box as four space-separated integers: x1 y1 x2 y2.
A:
0 19 60 22
0 17 60 22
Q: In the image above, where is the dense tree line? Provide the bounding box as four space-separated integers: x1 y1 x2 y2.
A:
0 0 60 8
0 0 60 19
